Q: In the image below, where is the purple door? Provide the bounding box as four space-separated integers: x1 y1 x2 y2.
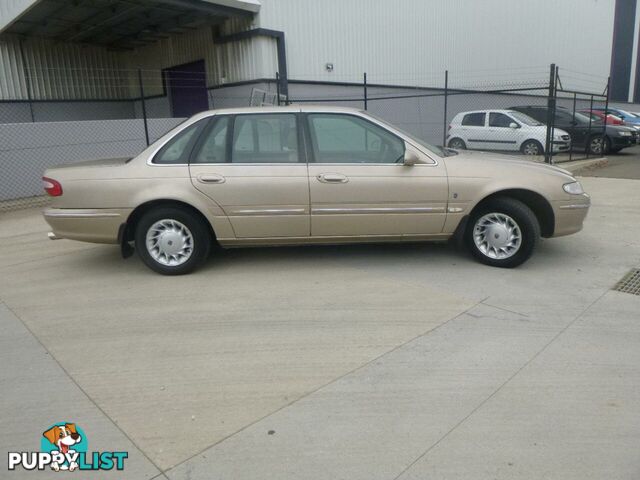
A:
164 60 208 117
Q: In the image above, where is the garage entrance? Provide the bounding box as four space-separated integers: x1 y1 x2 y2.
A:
164 60 209 117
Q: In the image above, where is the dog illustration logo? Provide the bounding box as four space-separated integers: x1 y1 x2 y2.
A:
7 422 127 472
42 423 84 471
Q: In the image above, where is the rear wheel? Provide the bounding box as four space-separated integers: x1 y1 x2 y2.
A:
465 197 540 268
135 206 211 275
448 138 466 150
521 139 543 156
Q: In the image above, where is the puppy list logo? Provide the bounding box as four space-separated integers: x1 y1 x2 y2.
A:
7 422 128 472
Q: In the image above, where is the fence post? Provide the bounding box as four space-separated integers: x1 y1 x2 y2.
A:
276 72 281 106
363 72 368 110
138 69 150 147
544 63 556 164
603 76 610 150
586 95 594 159
442 69 448 148
570 92 576 162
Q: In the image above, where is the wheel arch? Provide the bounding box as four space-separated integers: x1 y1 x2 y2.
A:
123 199 217 244
469 188 555 237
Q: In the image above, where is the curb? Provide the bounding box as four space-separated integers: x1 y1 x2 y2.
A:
555 157 609 175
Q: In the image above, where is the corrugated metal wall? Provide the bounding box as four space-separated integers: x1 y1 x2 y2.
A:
255 0 615 90
0 36 128 100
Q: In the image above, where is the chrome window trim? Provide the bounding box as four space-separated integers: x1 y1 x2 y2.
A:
145 110 440 167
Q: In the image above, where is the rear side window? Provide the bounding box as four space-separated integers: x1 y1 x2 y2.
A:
461 113 485 126
191 116 229 164
231 114 299 163
153 120 205 164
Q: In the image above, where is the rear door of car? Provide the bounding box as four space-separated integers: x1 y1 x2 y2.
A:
304 112 448 237
460 112 488 150
189 111 310 239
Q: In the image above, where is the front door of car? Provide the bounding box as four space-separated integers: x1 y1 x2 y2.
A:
189 112 310 238
485 112 521 151
305 113 448 237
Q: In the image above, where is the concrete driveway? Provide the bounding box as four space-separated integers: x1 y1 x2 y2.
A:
1 176 639 479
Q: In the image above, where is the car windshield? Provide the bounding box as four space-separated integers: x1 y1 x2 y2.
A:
363 111 452 157
617 109 638 118
509 111 543 126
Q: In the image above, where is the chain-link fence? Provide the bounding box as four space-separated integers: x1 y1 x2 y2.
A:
0 64 618 212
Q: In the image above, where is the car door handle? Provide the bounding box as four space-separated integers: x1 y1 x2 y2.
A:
197 174 225 184
317 173 348 183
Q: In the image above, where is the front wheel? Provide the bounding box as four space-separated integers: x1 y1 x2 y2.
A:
465 197 540 268
135 207 211 275
588 136 609 155
521 139 543 156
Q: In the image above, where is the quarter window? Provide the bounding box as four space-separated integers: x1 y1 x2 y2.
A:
231 114 299 163
307 114 405 164
461 112 486 126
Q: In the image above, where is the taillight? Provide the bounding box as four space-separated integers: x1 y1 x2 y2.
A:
43 177 63 196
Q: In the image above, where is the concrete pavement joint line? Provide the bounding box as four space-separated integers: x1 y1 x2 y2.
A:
480 300 530 318
391 289 610 480
0 301 170 480
161 299 486 476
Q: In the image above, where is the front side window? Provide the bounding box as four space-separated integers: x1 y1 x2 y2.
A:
461 112 486 126
231 114 299 163
153 120 204 164
192 116 229 163
307 114 405 164
489 112 517 128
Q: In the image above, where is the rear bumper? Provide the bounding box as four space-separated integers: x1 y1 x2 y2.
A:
43 208 131 244
551 194 591 237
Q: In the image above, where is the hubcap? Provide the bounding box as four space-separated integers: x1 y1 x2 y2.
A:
590 137 603 154
451 140 464 149
473 213 522 260
146 219 194 266
523 142 539 155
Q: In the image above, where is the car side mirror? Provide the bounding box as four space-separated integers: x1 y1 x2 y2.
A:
403 150 420 166
509 122 519 129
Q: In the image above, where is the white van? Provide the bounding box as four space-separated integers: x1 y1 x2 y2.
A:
447 109 571 155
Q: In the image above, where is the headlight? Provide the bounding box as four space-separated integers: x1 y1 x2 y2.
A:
618 131 632 137
563 181 584 195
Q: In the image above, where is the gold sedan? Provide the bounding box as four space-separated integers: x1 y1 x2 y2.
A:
42 106 590 275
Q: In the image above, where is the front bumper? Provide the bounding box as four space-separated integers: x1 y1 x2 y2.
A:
551 140 571 152
552 194 591 237
43 208 131 244
610 136 634 149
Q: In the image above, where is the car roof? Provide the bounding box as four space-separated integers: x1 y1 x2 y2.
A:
454 109 517 116
189 105 365 120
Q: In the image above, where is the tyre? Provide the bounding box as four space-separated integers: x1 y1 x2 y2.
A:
588 135 609 155
135 206 211 275
465 197 540 268
448 138 466 150
520 139 543 156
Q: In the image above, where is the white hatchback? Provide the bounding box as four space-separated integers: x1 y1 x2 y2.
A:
447 109 571 155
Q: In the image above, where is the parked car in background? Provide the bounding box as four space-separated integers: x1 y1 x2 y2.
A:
510 106 635 154
447 109 570 155
41 106 590 274
580 110 640 143
594 108 640 127
578 109 624 125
